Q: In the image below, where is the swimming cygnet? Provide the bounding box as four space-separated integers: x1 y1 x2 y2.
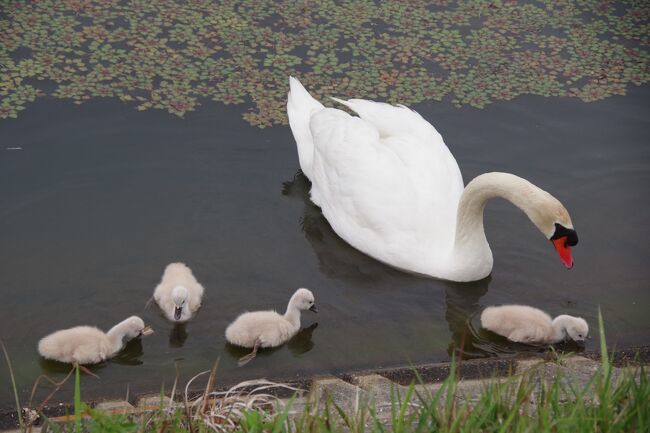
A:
153 262 205 322
225 288 317 366
480 305 588 345
38 316 154 365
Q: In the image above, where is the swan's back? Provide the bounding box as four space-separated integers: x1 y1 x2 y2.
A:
157 263 200 290
38 326 111 364
287 78 464 273
330 98 464 240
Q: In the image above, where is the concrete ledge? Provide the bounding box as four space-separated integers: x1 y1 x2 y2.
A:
95 400 135 414
136 394 174 411
373 357 517 385
310 377 366 412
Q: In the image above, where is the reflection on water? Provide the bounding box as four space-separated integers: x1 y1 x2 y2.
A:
224 322 319 363
169 324 189 348
2 87 648 407
473 326 586 357
288 322 318 356
282 172 498 357
282 172 409 283
442 279 489 358
283 172 590 360
112 338 145 366
38 358 101 376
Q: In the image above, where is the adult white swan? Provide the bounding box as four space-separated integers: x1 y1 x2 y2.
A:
286 77 578 282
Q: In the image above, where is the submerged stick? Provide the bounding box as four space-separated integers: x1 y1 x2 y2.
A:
28 367 75 410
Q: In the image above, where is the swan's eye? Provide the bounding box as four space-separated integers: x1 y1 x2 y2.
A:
578 334 582 338
551 223 578 246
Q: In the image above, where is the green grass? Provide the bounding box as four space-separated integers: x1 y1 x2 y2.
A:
6 312 650 433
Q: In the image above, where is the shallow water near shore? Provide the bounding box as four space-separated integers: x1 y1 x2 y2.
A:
1 86 649 407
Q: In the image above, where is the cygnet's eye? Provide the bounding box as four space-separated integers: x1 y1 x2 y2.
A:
578 334 582 338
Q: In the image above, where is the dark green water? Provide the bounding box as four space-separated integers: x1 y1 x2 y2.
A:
1 87 649 407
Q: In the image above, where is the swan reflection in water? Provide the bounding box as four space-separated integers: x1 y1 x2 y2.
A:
169 323 189 348
224 322 319 362
282 172 584 359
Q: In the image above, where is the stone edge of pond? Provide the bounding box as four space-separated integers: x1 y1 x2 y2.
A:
1 346 648 431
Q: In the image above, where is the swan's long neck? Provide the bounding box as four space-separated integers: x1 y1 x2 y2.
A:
106 320 132 354
550 315 572 342
450 172 549 281
283 299 302 330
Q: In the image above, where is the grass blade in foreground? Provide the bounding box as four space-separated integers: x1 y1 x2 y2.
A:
1 340 25 433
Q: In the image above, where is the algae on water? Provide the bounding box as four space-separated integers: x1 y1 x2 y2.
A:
1 0 648 126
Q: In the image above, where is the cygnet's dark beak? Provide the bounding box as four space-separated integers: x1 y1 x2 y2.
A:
309 304 318 313
174 306 183 321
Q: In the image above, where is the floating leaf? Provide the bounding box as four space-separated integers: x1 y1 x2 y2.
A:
0 0 648 124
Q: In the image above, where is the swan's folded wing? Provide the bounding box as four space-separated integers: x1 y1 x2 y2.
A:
187 282 205 312
308 108 422 259
331 98 463 235
333 98 463 194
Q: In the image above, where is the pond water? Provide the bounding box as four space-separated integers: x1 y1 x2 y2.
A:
1 86 649 407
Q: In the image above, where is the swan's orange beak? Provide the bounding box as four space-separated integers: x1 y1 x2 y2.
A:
552 237 573 269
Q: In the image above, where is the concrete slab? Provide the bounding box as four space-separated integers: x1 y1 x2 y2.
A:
3 429 40 433
136 394 174 410
310 377 366 412
95 400 135 414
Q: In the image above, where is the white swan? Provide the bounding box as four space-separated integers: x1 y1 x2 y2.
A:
225 288 317 366
480 305 588 344
153 262 205 322
38 316 153 365
287 77 578 282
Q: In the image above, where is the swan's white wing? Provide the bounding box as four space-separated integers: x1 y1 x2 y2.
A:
333 99 463 202
334 98 464 250
308 106 459 269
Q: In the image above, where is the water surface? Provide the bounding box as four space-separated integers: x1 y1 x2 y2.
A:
1 87 649 407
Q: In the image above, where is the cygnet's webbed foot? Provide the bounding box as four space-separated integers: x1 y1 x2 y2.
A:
237 339 261 367
74 363 100 379
237 352 256 367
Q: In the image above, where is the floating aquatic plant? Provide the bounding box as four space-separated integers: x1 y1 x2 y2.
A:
0 0 648 126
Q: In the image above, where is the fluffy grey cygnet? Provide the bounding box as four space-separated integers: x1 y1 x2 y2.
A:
225 288 317 366
481 305 588 344
38 316 153 365
153 262 205 322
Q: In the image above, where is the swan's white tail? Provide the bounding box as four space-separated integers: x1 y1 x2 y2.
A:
287 77 324 179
